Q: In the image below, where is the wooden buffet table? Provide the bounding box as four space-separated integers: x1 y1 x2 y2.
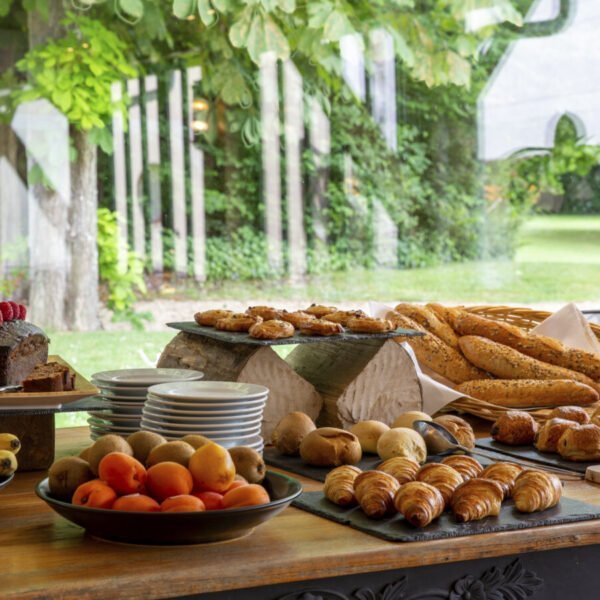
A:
2 426 600 599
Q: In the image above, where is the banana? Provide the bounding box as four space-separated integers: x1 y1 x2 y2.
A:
0 450 17 477
0 433 21 454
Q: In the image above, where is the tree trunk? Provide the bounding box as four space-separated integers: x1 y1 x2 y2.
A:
27 0 68 330
66 129 100 330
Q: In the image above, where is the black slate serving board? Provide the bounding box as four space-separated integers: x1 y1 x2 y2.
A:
0 396 111 417
292 494 600 543
263 447 496 482
476 437 592 474
167 322 423 347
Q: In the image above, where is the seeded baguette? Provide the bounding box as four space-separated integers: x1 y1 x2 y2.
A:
457 379 599 408
425 303 461 329
391 314 491 384
394 303 459 349
459 336 600 394
455 312 600 381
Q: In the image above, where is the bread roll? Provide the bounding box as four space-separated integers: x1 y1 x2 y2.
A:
376 428 427 463
457 379 599 408
299 428 362 466
458 336 600 394
391 411 432 429
350 421 389 454
394 303 459 349
393 315 491 384
272 412 316 455
454 311 600 382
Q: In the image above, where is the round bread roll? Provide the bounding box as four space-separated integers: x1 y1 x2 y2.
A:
433 415 475 449
350 421 390 454
272 412 316 455
376 427 427 464
392 411 432 429
299 428 362 467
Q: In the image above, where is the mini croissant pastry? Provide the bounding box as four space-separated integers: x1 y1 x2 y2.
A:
416 463 464 507
491 411 538 446
450 478 504 522
378 457 420 485
354 470 400 519
394 482 445 528
535 418 575 453
480 462 523 499
557 424 600 462
323 465 362 507
549 406 590 425
512 470 562 513
441 455 483 482
433 415 476 449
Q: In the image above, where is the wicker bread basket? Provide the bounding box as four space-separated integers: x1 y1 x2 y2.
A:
446 305 600 423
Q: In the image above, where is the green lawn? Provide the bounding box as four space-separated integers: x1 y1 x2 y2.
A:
54 214 600 428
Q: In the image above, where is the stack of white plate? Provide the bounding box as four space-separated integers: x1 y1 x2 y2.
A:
142 382 268 452
89 369 204 440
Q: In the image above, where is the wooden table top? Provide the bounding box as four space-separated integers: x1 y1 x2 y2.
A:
2 425 600 600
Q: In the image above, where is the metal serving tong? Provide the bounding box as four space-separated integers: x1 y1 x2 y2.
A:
413 420 584 481
0 384 23 393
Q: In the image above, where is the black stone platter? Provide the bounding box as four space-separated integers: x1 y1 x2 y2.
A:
167 322 423 347
263 447 496 483
293 493 600 543
476 437 589 474
36 470 302 545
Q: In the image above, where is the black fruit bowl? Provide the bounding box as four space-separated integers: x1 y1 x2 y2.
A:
0 473 14 490
36 471 302 545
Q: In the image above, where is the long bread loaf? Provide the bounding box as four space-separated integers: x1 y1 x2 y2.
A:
425 303 461 329
390 314 491 384
459 336 600 394
454 312 600 381
394 303 459 349
457 379 599 408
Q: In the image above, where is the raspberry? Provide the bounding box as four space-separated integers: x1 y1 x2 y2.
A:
18 304 27 320
0 302 13 321
0 311 3 326
8 301 19 318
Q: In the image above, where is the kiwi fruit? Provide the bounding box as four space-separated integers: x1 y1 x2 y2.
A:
78 446 92 462
146 441 194 467
127 431 166 464
272 412 316 455
181 434 211 450
88 434 133 475
48 457 93 500
228 447 266 483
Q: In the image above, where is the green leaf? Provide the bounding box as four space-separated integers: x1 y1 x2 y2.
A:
262 13 290 60
277 0 295 12
212 0 234 11
308 1 333 29
323 10 355 42
198 0 217 26
229 7 254 48
173 0 196 19
119 0 143 19
51 89 72 112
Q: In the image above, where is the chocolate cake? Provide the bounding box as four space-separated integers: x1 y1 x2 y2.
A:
0 320 49 386
22 361 75 392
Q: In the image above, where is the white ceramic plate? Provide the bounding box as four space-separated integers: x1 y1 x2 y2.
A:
140 414 262 432
139 418 262 437
146 393 267 411
100 402 143 414
140 422 263 441
142 407 263 424
95 385 149 398
88 411 142 422
93 368 204 387
148 381 269 402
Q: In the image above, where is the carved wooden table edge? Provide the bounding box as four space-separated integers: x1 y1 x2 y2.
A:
2 426 600 600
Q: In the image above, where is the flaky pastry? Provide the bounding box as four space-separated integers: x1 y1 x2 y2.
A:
441 455 483 482
548 406 590 425
535 418 575 453
450 478 504 522
280 311 316 328
346 316 395 334
512 470 562 513
299 319 344 337
377 456 420 485
557 424 600 461
491 411 538 446
480 462 523 499
323 465 362 507
323 310 367 326
249 319 295 340
305 304 338 318
246 306 283 321
394 481 445 528
416 463 464 507
353 470 399 519
215 313 262 332
194 309 234 327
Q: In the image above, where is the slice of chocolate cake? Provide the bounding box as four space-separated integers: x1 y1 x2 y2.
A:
22 362 70 392
0 321 49 386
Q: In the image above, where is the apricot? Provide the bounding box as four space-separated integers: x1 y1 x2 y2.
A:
188 442 235 493
224 479 248 493
98 452 147 495
161 495 206 512
72 479 117 509
112 494 160 512
222 484 270 509
146 461 193 502
193 491 224 510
